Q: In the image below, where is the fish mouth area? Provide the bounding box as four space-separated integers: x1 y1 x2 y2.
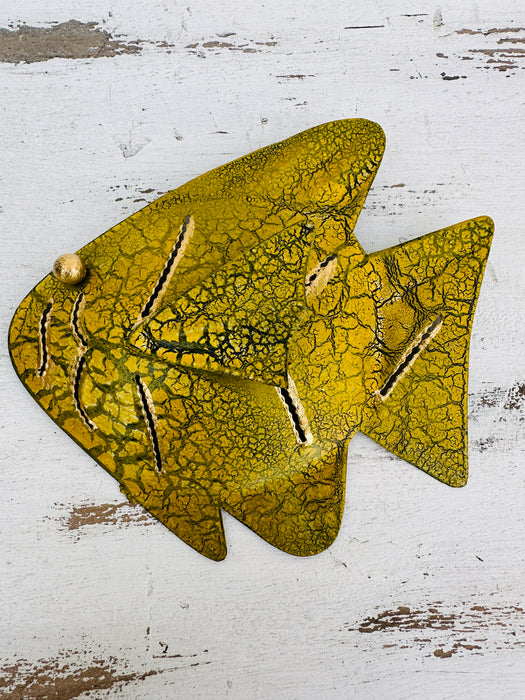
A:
9 279 54 383
9 274 94 423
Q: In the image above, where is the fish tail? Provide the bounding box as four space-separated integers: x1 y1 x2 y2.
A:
360 216 494 486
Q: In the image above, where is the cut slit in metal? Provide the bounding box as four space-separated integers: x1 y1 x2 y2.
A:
135 215 194 327
71 292 87 348
135 375 162 472
305 254 338 300
378 314 443 399
37 300 53 377
70 292 95 430
73 354 95 430
276 375 313 445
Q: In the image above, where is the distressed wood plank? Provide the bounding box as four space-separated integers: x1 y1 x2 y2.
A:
0 1 523 698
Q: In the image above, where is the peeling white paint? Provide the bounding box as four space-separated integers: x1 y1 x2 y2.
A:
0 1 524 698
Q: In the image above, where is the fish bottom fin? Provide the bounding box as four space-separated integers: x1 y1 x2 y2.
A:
220 441 348 557
360 216 493 486
121 482 227 561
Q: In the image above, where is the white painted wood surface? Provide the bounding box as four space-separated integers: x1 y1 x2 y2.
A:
0 1 524 698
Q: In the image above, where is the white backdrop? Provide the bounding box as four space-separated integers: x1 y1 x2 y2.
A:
1 1 524 698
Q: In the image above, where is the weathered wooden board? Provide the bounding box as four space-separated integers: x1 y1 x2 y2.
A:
0 1 523 698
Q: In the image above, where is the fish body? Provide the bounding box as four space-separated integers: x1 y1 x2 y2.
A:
9 119 493 560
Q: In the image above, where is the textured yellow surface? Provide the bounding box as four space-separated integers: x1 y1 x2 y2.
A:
9 119 493 560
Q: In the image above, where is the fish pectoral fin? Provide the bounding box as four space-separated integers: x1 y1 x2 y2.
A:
360 216 494 486
128 219 316 387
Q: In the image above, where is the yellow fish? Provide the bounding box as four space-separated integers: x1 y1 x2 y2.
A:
9 119 493 560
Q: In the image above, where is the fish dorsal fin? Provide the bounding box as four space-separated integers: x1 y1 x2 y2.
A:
128 220 316 387
360 216 494 486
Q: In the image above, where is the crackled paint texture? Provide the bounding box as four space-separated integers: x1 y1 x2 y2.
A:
9 119 493 560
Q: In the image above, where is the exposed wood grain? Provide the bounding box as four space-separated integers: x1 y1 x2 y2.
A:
0 21 145 64
0 0 523 698
62 501 156 531
0 656 161 700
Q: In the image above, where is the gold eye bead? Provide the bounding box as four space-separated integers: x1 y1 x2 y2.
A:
52 254 87 285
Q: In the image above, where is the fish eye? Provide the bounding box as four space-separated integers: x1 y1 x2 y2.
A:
52 253 87 285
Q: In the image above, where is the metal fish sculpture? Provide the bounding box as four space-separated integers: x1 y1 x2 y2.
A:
9 119 493 560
